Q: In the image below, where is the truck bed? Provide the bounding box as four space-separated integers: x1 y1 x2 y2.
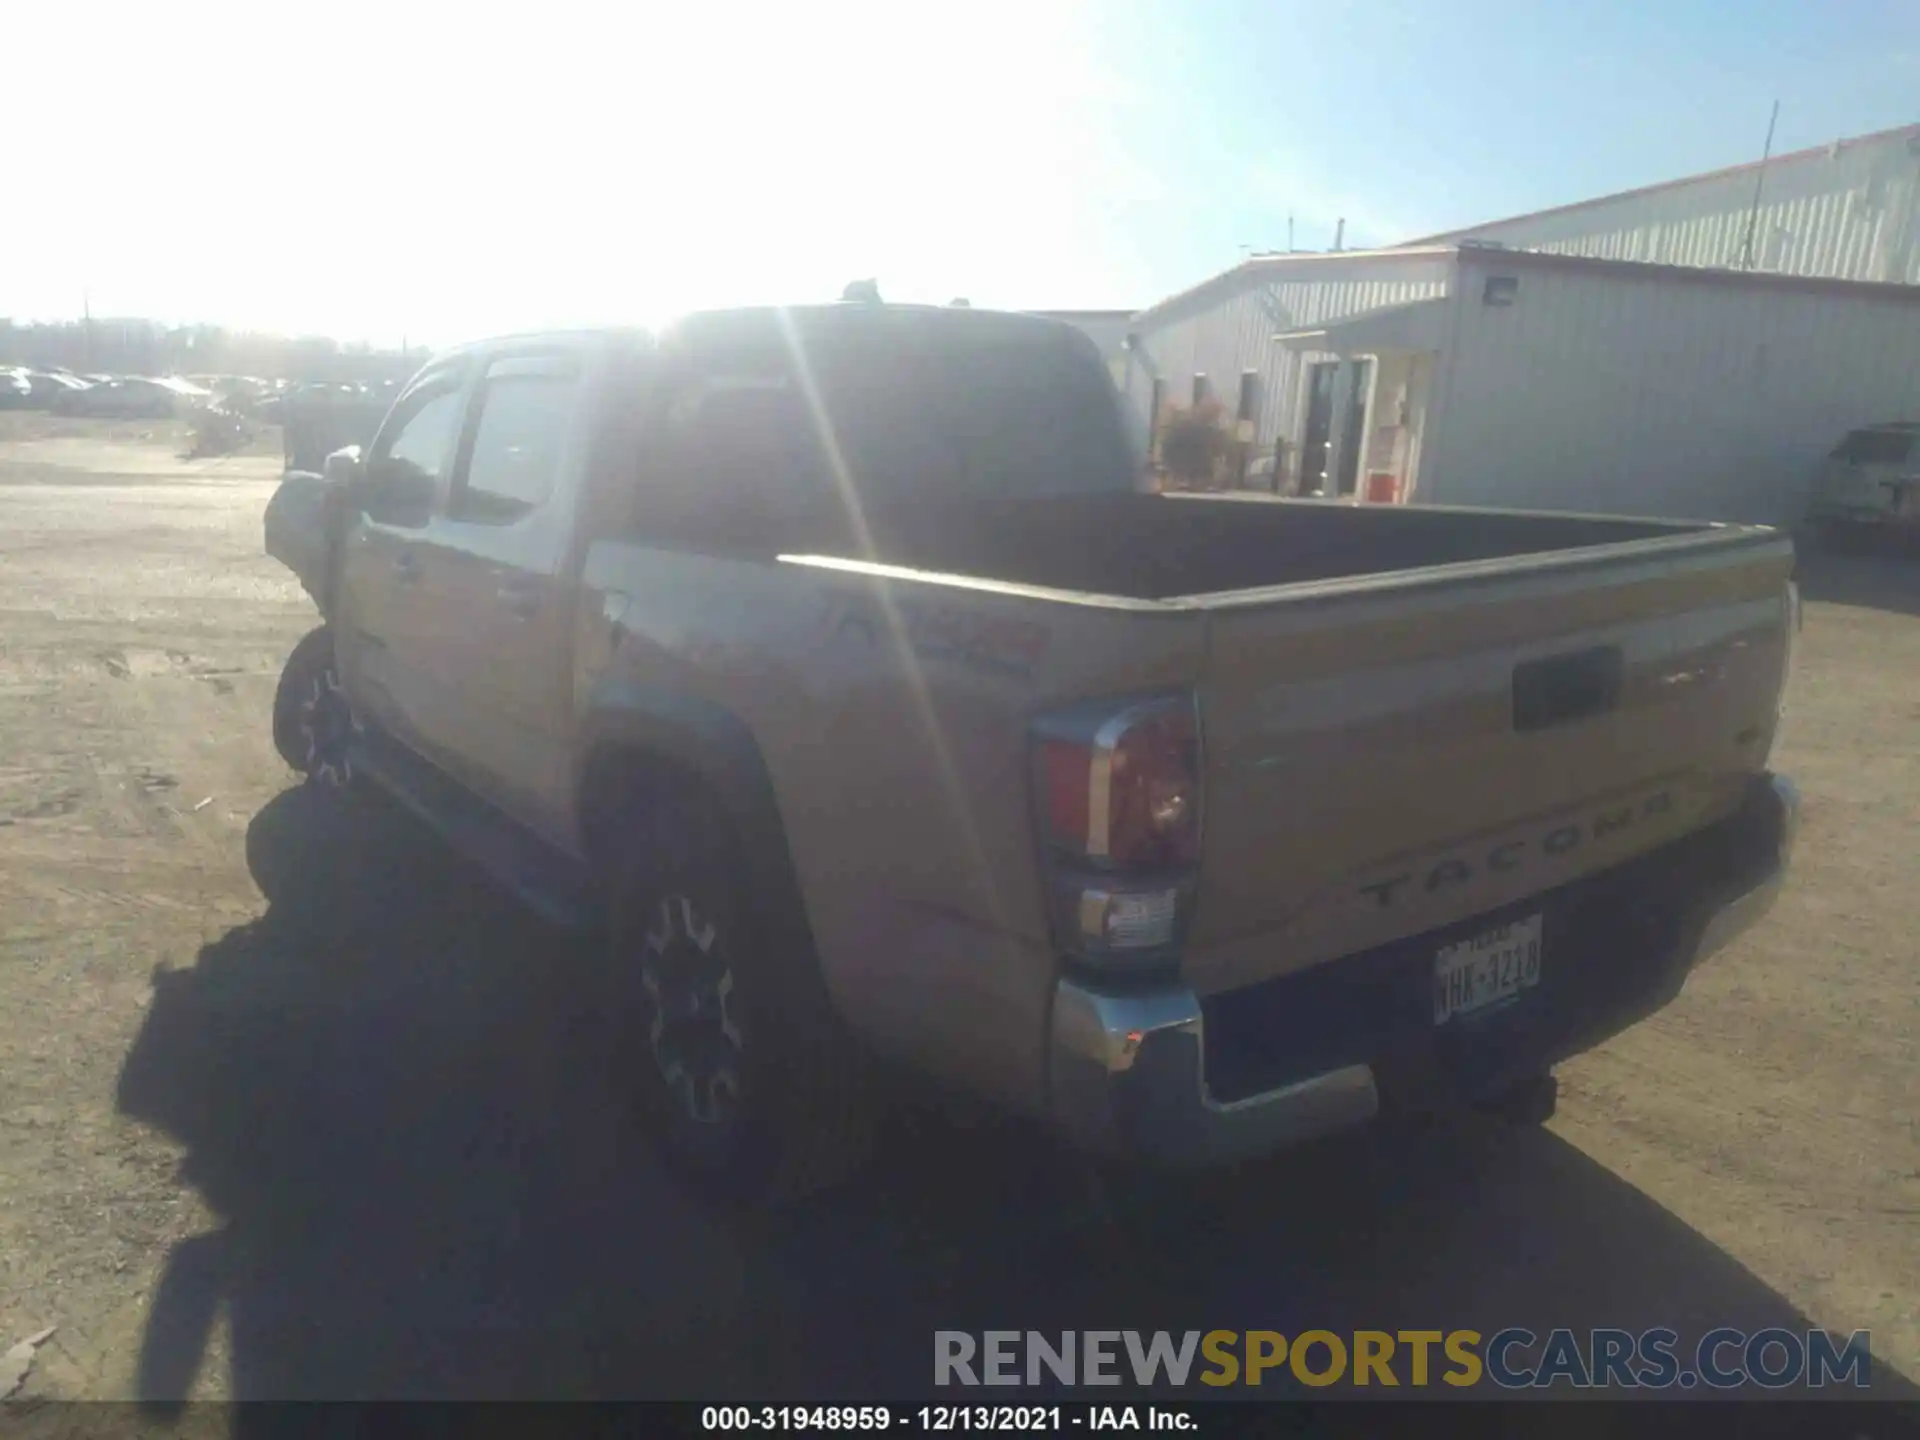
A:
792 492 1703 602
764 485 1795 1003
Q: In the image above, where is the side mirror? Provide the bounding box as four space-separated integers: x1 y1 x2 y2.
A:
322 446 364 488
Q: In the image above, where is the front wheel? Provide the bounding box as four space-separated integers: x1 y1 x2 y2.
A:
271 625 361 789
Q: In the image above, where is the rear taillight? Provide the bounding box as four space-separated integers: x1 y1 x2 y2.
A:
1030 694 1203 973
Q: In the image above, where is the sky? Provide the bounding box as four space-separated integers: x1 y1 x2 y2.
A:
5 0 1917 346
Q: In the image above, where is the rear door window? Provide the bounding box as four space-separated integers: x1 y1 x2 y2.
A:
449 353 582 525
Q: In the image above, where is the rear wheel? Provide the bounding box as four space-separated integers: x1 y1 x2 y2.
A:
271 625 361 789
603 794 872 1208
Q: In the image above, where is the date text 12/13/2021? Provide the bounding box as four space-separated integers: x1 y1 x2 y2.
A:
700 1406 1197 1432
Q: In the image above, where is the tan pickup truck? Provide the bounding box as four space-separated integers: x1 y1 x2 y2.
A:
264 302 1801 1204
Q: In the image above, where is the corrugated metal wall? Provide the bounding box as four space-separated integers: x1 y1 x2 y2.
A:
1120 253 1454 467
1424 255 1920 524
1434 126 1920 285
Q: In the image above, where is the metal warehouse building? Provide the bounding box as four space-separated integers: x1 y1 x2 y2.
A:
1414 122 1920 285
1118 242 1920 526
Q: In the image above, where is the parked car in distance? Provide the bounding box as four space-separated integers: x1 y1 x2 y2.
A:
207 376 272 416
277 383 390 472
51 376 191 419
1802 422 1920 548
33 371 93 402
1 370 90 408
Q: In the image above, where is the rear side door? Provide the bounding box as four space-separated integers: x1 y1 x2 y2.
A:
333 364 470 753
412 346 593 847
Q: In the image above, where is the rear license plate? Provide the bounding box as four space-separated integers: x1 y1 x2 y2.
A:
1434 914 1543 1024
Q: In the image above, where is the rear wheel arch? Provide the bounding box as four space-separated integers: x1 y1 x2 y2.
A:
575 696 813 952
577 698 872 1202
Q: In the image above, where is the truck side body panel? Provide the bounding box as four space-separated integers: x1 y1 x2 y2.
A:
575 543 1209 1114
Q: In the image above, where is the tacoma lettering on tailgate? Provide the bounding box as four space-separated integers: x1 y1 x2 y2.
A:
1358 790 1674 909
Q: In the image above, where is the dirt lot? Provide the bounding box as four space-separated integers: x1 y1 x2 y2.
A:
1 413 1916 1410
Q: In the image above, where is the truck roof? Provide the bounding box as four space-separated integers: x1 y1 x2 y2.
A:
434 304 1092 364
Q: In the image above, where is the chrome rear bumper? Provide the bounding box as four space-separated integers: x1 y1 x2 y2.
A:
1047 772 1799 1165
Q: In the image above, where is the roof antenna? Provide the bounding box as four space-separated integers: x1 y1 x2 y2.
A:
1738 100 1781 271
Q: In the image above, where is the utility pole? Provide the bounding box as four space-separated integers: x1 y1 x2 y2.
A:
82 289 93 370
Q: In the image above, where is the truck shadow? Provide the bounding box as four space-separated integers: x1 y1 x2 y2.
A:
117 786 1917 1410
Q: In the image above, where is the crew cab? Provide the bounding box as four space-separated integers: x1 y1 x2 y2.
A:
263 302 1801 1203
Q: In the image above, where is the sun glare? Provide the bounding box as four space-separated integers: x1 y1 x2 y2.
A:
8 0 1130 345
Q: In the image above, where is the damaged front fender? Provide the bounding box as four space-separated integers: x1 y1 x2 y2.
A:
263 469 349 617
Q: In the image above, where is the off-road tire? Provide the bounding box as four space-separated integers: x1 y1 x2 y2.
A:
271 625 359 789
603 794 872 1209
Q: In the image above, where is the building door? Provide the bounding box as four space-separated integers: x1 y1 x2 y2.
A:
1334 357 1374 497
1300 361 1339 495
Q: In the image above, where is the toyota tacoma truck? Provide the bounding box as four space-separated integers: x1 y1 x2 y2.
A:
263 302 1801 1204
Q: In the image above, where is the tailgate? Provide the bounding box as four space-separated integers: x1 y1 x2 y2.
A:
1184 530 1795 995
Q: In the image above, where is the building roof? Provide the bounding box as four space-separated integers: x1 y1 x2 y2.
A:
1453 242 1920 307
1401 120 1920 246
1130 246 1459 330
1131 239 1920 341
434 305 1092 360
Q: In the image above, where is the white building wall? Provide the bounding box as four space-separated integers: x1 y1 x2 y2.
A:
1422 255 1920 525
1423 125 1920 285
1120 252 1454 470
